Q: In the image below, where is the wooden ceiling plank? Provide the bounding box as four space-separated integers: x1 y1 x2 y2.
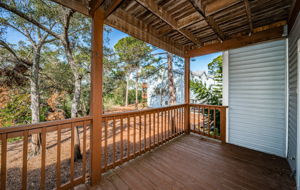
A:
135 0 202 45
206 0 241 15
51 0 89 16
106 9 185 57
177 12 203 29
188 0 225 41
187 26 284 57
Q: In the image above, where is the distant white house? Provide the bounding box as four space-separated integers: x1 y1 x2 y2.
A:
147 69 214 108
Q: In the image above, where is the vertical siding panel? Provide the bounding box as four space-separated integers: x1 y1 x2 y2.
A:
288 13 300 172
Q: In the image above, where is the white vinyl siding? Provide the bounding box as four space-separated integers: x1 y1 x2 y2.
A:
228 40 287 157
288 12 300 179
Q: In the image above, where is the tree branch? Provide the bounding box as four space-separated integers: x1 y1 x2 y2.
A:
0 40 32 67
0 2 61 40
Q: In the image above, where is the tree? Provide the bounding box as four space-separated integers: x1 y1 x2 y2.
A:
208 55 223 104
0 0 91 160
114 37 152 109
167 53 176 105
190 55 223 105
0 0 56 155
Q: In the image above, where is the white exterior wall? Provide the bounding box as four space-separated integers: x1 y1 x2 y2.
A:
228 39 287 157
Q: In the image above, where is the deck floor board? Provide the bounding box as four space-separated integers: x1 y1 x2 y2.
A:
95 134 295 190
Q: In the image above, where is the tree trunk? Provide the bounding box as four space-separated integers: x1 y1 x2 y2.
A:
167 53 176 133
64 44 82 161
167 53 176 105
135 71 139 109
30 47 42 155
125 75 129 107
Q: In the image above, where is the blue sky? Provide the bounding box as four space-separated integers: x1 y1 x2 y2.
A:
5 26 221 72
105 26 221 72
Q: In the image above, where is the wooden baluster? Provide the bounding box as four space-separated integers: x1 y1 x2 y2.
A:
149 113 151 148
174 109 177 135
139 115 142 153
207 108 211 137
169 109 171 138
144 114 146 150
202 107 205 135
82 121 87 179
193 106 196 130
214 108 216 139
134 115 136 156
177 108 179 133
1 134 7 190
161 111 163 143
104 119 108 169
113 118 116 166
153 112 156 145
164 110 166 141
127 116 130 159
56 126 61 188
120 117 124 160
22 130 28 190
70 124 75 183
165 110 167 139
41 128 46 190
198 106 201 133
180 108 183 132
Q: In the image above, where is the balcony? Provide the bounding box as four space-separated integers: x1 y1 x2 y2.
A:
0 104 295 189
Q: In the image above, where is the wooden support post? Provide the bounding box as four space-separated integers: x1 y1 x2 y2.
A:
184 57 190 134
90 8 104 185
220 107 227 143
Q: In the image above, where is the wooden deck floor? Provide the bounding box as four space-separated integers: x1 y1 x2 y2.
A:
88 134 295 190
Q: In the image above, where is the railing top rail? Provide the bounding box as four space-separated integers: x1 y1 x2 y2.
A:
102 104 187 118
189 104 229 109
0 103 228 134
0 116 92 134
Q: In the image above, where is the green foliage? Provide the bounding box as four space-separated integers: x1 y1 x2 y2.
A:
128 89 142 105
190 80 222 105
0 92 31 127
0 91 50 127
114 36 153 70
190 55 223 105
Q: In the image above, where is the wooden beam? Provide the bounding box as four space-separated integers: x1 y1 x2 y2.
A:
90 7 104 185
135 0 202 45
243 0 253 34
188 0 225 41
288 0 300 32
206 0 240 15
51 0 89 16
106 9 185 57
89 0 105 16
186 26 284 57
103 0 125 18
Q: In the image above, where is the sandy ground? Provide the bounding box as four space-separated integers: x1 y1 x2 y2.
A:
1 105 192 190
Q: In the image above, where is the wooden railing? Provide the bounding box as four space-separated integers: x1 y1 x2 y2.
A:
189 104 227 143
0 103 227 189
101 104 186 173
0 116 92 190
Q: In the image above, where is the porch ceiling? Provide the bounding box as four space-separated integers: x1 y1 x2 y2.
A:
51 0 295 57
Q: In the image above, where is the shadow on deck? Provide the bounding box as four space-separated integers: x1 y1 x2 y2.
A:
79 134 295 190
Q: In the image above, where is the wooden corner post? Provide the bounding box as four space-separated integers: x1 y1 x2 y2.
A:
220 107 227 143
90 8 104 185
184 57 190 134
